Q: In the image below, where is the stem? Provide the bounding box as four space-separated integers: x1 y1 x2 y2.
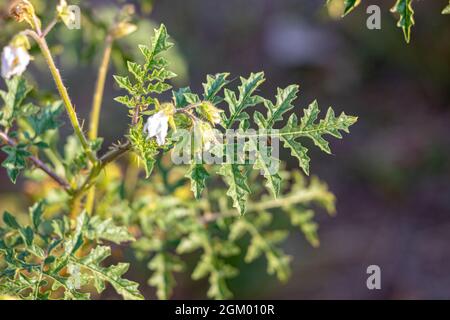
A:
86 35 114 214
100 141 131 165
72 141 131 199
88 35 113 141
132 104 141 125
0 131 71 190
23 30 96 163
124 154 140 200
33 261 44 300
42 18 57 37
200 187 327 224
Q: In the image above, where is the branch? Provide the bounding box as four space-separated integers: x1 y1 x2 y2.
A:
72 140 132 199
100 141 131 166
22 29 96 163
89 35 114 140
199 186 332 225
0 131 71 191
86 35 114 214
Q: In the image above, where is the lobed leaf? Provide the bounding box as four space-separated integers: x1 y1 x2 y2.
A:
224 72 265 128
443 2 450 14
217 164 251 215
147 253 184 300
342 0 362 17
390 0 415 43
185 163 209 199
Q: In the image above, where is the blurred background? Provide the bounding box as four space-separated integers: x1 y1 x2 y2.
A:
0 0 449 299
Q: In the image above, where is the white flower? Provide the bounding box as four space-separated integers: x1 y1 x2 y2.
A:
1 45 31 79
143 111 169 146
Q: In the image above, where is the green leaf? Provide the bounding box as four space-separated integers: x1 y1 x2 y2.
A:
71 246 144 300
0 76 32 128
27 101 63 137
114 95 134 108
3 211 21 229
289 209 320 247
172 87 193 108
19 226 34 247
237 219 292 282
127 61 144 80
147 253 184 300
203 73 230 103
266 249 291 282
191 250 236 300
144 24 173 61
146 82 172 94
86 216 134 244
247 136 282 197
224 72 265 128
65 211 88 255
191 254 211 281
176 233 203 254
113 75 134 94
279 100 357 175
218 164 251 215
280 114 311 175
206 264 237 300
29 201 45 231
1 144 31 183
443 2 450 14
185 163 209 199
263 85 299 127
391 0 415 43
0 206 142 300
342 0 361 17
114 24 175 119
129 121 159 178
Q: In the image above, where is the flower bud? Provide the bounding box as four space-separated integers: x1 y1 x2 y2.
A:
110 22 138 39
9 0 41 31
121 4 135 17
159 102 176 130
10 34 30 50
160 102 176 116
174 113 193 130
192 121 218 153
198 101 223 125
109 4 137 39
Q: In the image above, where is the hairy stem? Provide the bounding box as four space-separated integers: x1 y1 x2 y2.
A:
23 30 96 163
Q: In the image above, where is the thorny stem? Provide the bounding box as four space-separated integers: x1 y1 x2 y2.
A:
86 35 114 214
72 141 132 199
100 141 132 165
132 104 141 125
23 30 96 163
0 131 70 190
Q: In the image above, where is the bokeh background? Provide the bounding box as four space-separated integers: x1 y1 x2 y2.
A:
1 0 449 299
